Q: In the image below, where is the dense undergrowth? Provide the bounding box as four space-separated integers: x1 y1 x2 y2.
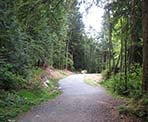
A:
101 68 148 121
0 88 60 122
102 68 142 97
0 68 61 122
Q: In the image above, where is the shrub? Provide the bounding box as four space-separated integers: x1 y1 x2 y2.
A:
0 64 26 90
101 69 111 80
102 67 142 98
102 67 148 120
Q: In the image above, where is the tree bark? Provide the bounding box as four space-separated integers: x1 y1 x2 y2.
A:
65 39 70 69
129 0 142 67
142 0 148 92
124 28 128 92
120 19 124 73
113 52 120 75
130 0 138 63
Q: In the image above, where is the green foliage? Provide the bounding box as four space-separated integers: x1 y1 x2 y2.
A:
102 68 142 97
0 0 102 91
0 82 61 121
101 69 111 80
25 68 44 89
84 78 100 87
118 105 130 115
81 37 101 73
0 0 76 90
118 96 148 121
102 67 148 120
0 64 26 90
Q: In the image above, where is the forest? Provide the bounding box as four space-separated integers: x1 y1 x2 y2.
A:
0 0 100 90
0 0 148 121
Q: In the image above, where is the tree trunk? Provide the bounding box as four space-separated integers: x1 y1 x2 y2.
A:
124 31 128 92
120 19 124 73
107 10 114 73
65 39 70 69
113 52 120 75
142 0 148 92
129 0 139 65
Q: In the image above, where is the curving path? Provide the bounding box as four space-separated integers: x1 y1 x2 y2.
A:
17 74 123 122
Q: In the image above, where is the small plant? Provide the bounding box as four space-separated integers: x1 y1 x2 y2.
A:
102 67 142 98
101 69 111 80
101 67 148 121
0 68 61 122
0 88 61 122
118 105 130 115
0 67 26 90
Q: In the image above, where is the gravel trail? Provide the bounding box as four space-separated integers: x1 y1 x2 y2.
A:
17 74 125 122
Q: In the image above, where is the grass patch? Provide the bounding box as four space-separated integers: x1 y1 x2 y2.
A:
58 70 67 77
84 78 100 87
0 79 61 122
